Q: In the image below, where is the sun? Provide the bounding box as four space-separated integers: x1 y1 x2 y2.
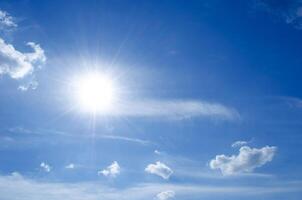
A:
73 72 115 113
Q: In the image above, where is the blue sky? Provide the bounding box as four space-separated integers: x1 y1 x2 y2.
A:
0 0 302 199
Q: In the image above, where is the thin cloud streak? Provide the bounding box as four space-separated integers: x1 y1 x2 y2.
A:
109 100 239 120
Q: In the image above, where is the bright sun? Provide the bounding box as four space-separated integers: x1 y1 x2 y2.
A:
74 72 115 113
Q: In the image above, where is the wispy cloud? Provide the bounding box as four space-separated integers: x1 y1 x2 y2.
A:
98 161 121 178
108 100 239 120
255 0 302 29
231 140 249 148
145 161 173 180
210 145 277 175
100 135 151 145
0 9 17 29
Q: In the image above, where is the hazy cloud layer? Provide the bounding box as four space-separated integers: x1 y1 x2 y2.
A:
0 173 300 200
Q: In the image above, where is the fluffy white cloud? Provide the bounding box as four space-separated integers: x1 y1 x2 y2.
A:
40 162 51 172
145 161 173 180
210 145 277 175
156 190 175 200
231 140 248 148
0 38 46 79
0 9 46 90
98 161 120 178
0 10 17 29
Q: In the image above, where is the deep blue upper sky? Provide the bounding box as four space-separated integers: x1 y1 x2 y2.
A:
0 1 302 200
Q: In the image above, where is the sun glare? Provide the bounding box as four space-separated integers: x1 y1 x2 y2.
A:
74 72 115 113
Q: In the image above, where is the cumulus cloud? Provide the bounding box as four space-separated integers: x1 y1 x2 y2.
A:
210 145 277 175
231 140 248 148
156 190 175 200
145 161 173 180
109 100 239 120
0 38 46 78
256 0 302 29
40 162 51 172
0 10 46 90
0 9 17 29
98 161 120 178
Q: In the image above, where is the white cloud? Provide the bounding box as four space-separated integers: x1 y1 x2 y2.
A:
65 163 75 169
0 9 46 90
40 162 51 172
98 161 120 178
156 190 175 200
154 150 162 155
145 161 173 180
0 10 17 29
0 174 300 200
100 135 151 145
231 140 248 148
210 145 277 175
0 38 46 89
108 100 239 120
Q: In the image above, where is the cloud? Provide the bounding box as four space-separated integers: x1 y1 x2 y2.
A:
0 9 17 29
40 162 51 172
100 135 151 145
108 100 239 120
98 161 120 178
210 145 277 175
0 9 46 90
0 173 300 200
156 190 175 200
145 161 173 180
154 150 162 155
231 140 249 148
0 38 46 89
255 0 302 29
65 163 75 169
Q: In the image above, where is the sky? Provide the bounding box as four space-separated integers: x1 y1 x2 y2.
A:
0 0 302 199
